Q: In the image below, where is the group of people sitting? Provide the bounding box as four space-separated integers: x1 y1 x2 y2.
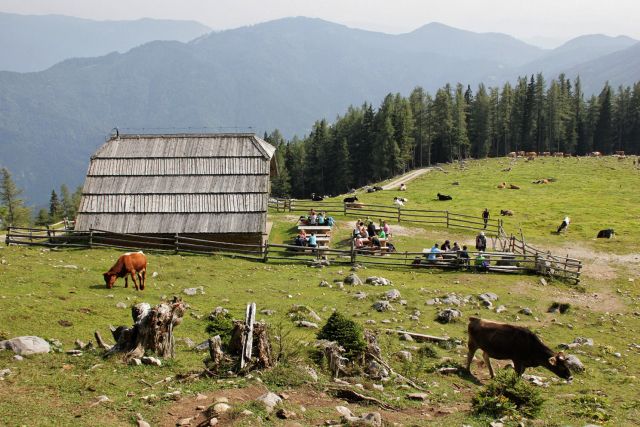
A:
353 218 395 252
421 240 490 271
294 229 319 248
300 209 335 227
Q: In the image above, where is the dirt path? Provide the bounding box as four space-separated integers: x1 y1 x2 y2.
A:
381 168 431 190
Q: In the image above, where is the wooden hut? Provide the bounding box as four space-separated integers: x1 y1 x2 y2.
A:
75 133 276 246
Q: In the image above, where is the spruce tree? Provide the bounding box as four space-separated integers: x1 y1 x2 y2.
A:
0 168 30 228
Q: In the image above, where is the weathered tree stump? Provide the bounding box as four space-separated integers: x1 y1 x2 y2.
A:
207 303 273 373
96 297 186 361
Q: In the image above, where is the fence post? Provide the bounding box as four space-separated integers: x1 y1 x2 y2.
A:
344 203 347 216
397 207 401 223
446 211 450 228
88 229 93 248
263 240 269 263
175 233 179 253
350 237 356 264
5 227 11 245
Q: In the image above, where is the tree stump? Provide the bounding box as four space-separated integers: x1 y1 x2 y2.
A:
96 297 186 361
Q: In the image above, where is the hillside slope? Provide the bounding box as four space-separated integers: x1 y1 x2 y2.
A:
0 12 210 72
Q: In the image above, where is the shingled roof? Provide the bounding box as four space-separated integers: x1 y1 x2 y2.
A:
75 133 275 234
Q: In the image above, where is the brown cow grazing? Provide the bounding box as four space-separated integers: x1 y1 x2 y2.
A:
103 251 147 291
466 317 573 380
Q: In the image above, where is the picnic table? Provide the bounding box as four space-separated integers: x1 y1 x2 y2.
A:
297 225 332 235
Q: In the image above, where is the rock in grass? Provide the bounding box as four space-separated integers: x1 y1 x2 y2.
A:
344 273 363 286
565 354 585 372
295 321 319 329
256 391 282 412
519 307 533 316
385 289 401 301
436 309 462 324
366 276 391 286
116 302 127 309
407 392 429 401
183 286 205 296
373 300 393 312
0 336 50 355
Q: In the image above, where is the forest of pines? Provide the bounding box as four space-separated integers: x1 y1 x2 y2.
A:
267 74 640 198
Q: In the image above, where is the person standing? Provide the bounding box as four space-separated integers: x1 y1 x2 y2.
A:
482 208 490 229
475 231 487 252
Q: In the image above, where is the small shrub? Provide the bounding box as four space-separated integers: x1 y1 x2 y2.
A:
572 395 611 422
417 344 439 359
205 311 234 346
472 369 544 419
261 364 309 388
317 311 366 358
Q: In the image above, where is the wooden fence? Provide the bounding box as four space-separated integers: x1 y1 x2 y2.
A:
6 225 581 283
268 198 503 235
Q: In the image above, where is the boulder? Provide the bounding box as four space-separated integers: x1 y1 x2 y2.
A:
519 307 533 316
495 305 507 313
344 273 363 286
0 336 50 355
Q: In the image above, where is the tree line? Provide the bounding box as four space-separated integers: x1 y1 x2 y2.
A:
0 167 82 229
268 74 640 198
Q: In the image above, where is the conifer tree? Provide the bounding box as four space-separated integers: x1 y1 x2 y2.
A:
0 168 30 228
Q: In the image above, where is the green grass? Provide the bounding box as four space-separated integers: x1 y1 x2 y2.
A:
1 157 640 426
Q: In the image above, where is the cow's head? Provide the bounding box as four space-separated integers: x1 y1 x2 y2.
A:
548 352 573 380
103 272 116 289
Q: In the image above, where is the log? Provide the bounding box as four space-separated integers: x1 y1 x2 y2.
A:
383 329 448 343
98 296 187 361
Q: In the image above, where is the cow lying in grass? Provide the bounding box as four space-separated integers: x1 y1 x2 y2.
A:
597 229 615 238
103 251 147 291
437 193 452 201
466 317 573 380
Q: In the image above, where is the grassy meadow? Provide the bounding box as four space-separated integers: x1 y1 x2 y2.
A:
0 156 639 426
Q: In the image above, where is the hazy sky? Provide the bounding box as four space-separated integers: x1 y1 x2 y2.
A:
2 0 639 47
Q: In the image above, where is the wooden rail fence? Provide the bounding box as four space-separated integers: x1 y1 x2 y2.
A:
6 224 581 283
268 198 503 235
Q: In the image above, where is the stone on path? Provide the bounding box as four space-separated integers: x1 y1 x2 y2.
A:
256 391 282 412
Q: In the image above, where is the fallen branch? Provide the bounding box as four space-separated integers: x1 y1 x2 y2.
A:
328 386 397 411
365 330 426 391
383 329 449 343
94 330 112 351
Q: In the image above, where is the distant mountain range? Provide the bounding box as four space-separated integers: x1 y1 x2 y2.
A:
0 12 210 72
0 16 638 204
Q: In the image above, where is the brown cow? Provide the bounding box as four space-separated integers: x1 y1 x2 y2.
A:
525 151 537 157
103 251 147 291
466 317 573 380
590 151 602 157
507 152 517 158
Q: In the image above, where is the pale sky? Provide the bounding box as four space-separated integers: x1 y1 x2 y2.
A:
1 0 639 47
